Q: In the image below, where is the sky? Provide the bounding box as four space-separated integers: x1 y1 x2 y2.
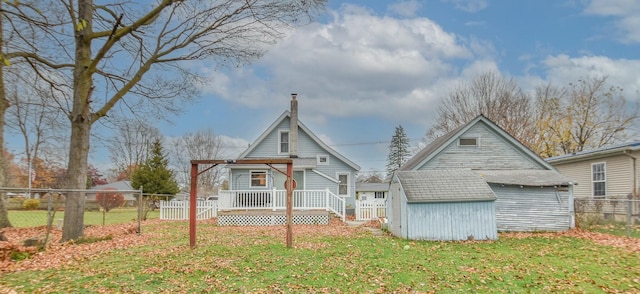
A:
8 0 640 176
148 0 640 174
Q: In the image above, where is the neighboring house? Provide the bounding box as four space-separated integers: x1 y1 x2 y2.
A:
226 94 360 211
87 180 139 205
356 182 389 202
546 141 640 199
387 115 574 239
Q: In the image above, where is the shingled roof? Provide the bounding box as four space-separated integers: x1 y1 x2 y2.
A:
476 170 574 186
395 170 497 203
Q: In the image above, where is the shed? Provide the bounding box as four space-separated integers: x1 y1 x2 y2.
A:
388 170 498 241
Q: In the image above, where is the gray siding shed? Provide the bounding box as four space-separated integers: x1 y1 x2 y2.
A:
389 170 498 241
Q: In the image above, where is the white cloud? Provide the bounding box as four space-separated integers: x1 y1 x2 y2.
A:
204 5 491 127
440 0 488 13
388 1 422 17
584 0 640 43
541 54 640 101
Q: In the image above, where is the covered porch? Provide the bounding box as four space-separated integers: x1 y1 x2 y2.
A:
218 189 346 222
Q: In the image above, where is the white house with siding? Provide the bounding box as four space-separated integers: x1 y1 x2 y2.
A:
225 94 360 217
546 141 640 199
387 115 574 238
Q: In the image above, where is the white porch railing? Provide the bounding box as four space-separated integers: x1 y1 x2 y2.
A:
219 189 345 221
355 199 386 221
159 200 217 220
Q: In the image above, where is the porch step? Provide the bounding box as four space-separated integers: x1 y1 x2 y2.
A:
217 210 329 226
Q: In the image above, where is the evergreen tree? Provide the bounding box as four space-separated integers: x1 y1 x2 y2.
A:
386 125 411 175
131 139 180 196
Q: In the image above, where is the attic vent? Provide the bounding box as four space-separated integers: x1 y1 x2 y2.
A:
459 137 478 146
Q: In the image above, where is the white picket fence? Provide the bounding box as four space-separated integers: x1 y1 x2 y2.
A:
355 200 386 221
159 200 217 220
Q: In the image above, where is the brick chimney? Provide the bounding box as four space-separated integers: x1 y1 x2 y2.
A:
289 93 298 158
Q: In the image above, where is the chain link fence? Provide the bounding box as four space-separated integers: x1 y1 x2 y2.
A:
1 187 172 234
574 195 640 238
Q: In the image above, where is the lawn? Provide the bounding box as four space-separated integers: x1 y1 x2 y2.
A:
1 220 639 293
7 209 159 228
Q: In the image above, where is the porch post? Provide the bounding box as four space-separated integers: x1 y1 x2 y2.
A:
272 187 277 211
286 162 293 248
189 163 198 248
325 188 330 211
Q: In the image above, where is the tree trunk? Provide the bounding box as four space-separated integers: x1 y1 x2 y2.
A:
61 0 94 241
0 1 14 229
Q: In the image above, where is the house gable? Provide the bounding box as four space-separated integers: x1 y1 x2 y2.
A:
239 111 360 171
401 115 553 171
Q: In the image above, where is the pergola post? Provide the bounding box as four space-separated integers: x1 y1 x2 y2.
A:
189 158 293 249
189 163 198 248
286 162 293 248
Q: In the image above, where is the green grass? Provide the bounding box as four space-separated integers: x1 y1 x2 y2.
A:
7 209 159 228
589 223 640 239
1 222 639 293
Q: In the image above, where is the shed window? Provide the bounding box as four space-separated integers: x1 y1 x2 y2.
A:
279 130 289 154
374 191 386 199
250 171 267 188
592 163 606 197
459 137 478 146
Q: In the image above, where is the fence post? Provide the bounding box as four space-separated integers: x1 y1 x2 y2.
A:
138 188 143 235
627 197 632 238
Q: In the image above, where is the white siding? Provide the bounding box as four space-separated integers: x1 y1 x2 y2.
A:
552 152 637 199
493 185 571 231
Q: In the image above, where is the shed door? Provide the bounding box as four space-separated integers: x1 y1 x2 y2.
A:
492 185 570 232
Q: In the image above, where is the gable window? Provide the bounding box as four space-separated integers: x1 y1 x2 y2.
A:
317 155 329 165
250 170 267 188
459 137 478 147
592 162 606 197
374 191 386 199
338 173 349 196
279 130 289 154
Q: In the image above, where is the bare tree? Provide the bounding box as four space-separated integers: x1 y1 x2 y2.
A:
427 71 535 148
107 120 162 181
533 76 639 157
170 129 225 195
1 0 326 239
5 71 66 196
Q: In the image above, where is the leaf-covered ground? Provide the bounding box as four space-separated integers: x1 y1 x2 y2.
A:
1 218 639 293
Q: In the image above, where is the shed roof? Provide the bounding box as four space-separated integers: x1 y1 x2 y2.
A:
356 182 389 192
476 170 574 186
395 170 496 203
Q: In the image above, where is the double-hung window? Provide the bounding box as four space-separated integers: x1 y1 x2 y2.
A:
279 130 289 154
591 162 606 197
250 170 267 188
338 173 349 196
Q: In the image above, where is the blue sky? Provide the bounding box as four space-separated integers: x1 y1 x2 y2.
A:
144 0 640 174
8 0 639 176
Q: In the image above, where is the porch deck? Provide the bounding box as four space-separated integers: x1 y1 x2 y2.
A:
217 209 330 226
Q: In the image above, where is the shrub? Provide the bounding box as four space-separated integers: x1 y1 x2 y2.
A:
22 199 40 210
96 188 125 212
